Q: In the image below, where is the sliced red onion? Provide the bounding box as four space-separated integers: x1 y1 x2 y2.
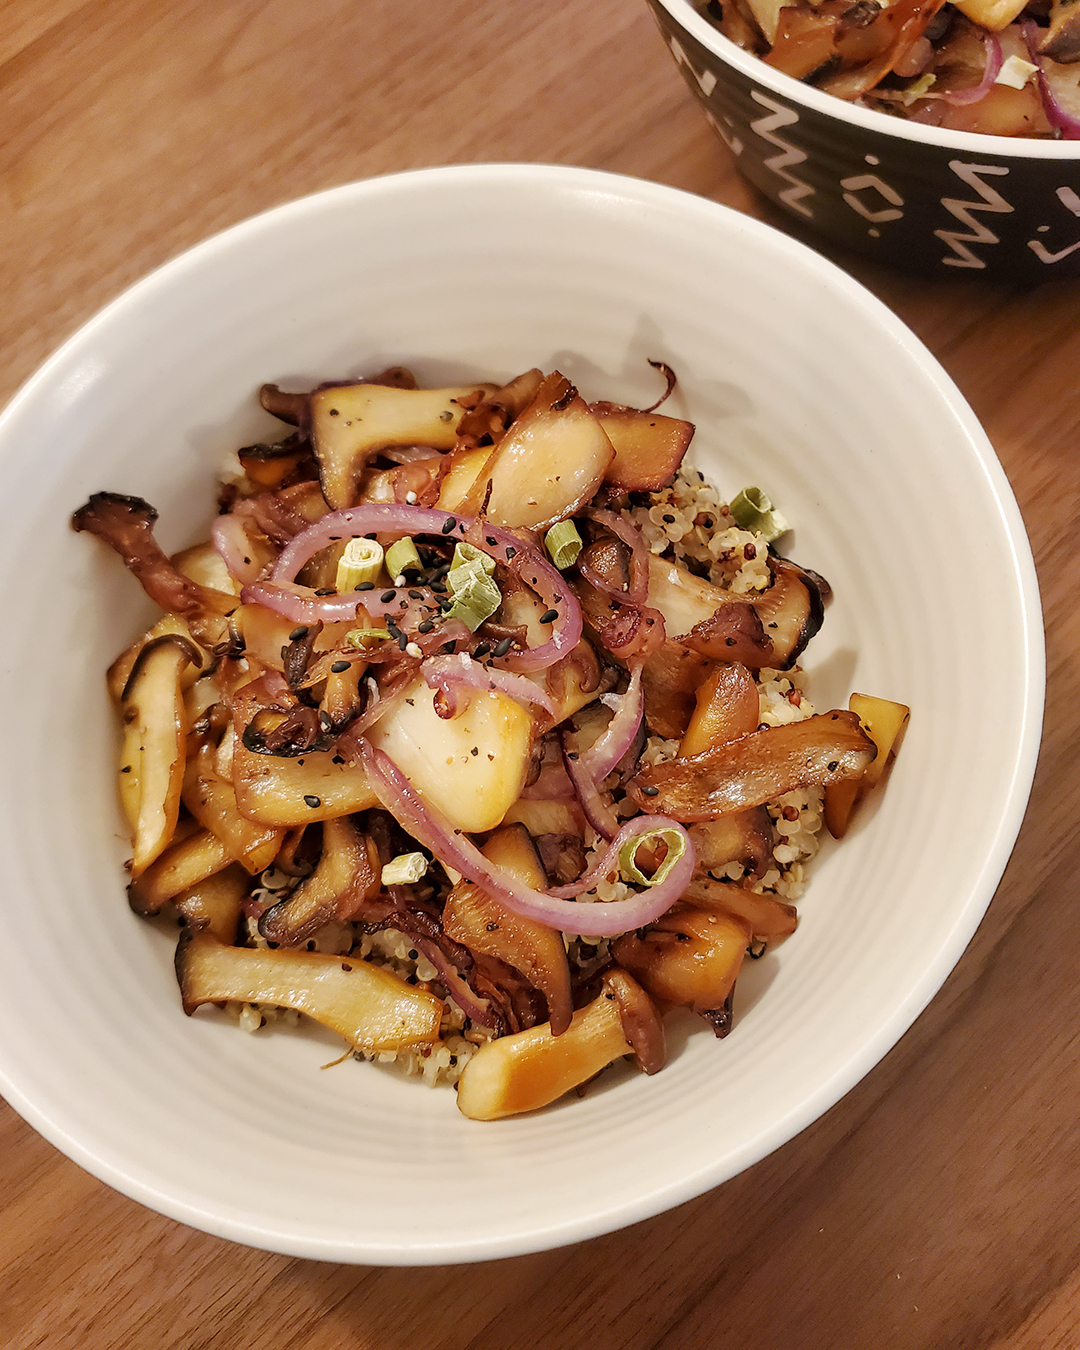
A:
212 514 264 586
561 729 620 841
1022 22 1080 138
940 31 1002 105
581 662 644 782
241 503 581 670
362 744 694 937
422 653 556 721
408 934 500 1029
240 578 435 627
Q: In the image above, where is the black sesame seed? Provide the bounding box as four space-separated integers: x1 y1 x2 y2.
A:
330 660 350 673
304 794 321 808
397 632 408 650
288 626 308 641
380 589 396 603
828 761 839 772
356 580 375 591
441 517 457 534
417 620 435 633
315 587 336 596
473 641 491 658
408 589 424 599
539 608 558 624
641 784 660 797
662 513 676 524
430 579 447 593
493 637 512 657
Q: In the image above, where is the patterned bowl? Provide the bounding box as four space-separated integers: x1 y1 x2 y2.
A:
649 0 1080 280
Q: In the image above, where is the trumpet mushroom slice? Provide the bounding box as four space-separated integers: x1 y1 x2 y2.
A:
448 372 615 531
628 710 876 821
613 907 749 1035
175 932 444 1054
128 826 232 915
181 746 284 874
592 407 694 493
443 824 573 1035
641 642 715 740
680 661 774 878
120 635 201 877
681 876 798 944
678 662 759 757
456 970 663 1120
174 864 249 944
259 815 381 947
645 554 824 671
310 381 495 510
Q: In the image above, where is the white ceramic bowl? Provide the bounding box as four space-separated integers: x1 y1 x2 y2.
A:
0 165 1042 1264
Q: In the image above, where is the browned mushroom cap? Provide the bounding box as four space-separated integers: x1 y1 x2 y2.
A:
174 931 443 1054
455 970 663 1121
71 493 235 647
627 710 876 821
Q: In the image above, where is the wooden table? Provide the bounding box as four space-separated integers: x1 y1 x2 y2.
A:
2 3 1076 1346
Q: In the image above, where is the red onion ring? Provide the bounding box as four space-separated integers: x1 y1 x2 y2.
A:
561 730 620 841
940 31 1002 105
240 503 582 671
212 514 264 586
581 662 644 782
422 653 557 721
361 744 694 937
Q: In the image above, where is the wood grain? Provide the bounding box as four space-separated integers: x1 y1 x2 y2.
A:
2 2 1078 1346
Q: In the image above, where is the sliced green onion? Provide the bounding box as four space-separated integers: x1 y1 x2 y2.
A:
381 852 428 885
335 537 384 591
445 569 502 631
452 541 496 576
385 536 421 580
728 486 790 543
346 627 394 649
618 828 687 887
544 519 583 570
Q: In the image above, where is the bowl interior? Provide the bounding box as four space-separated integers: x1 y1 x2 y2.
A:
0 165 1042 1263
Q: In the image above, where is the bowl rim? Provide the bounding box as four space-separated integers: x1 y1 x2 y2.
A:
0 164 1046 1262
653 0 1080 158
